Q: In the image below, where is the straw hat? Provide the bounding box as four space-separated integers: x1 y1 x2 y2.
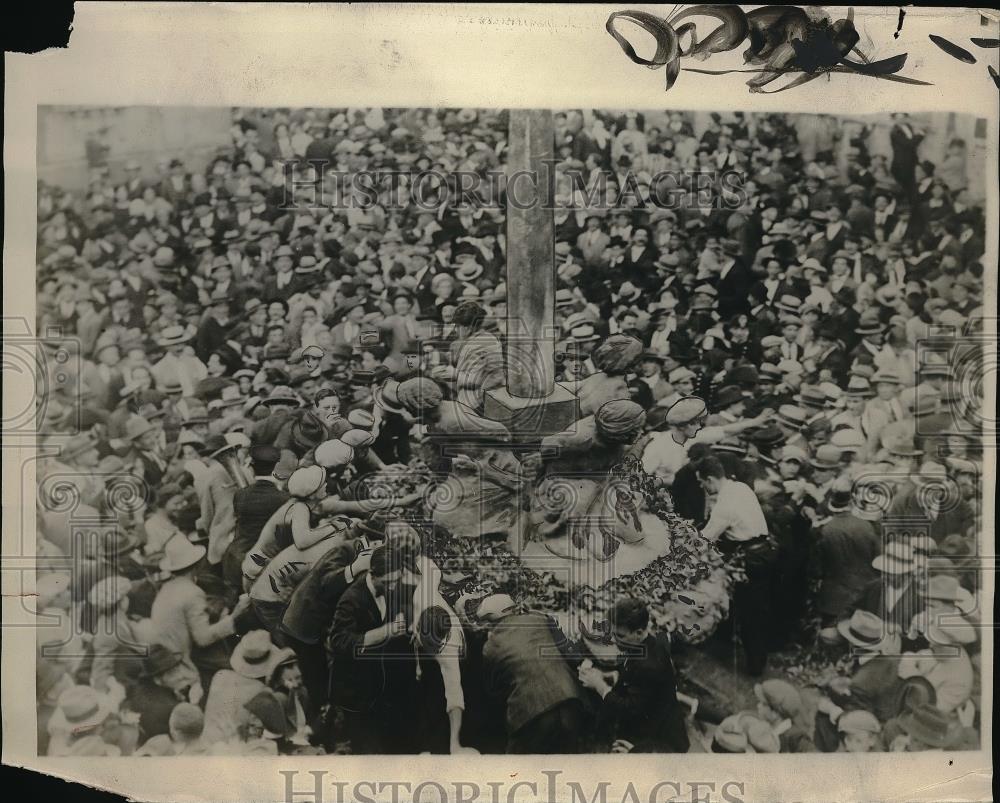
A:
159 533 206 573
230 630 295 680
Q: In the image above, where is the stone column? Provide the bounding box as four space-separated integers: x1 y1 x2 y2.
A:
484 109 578 440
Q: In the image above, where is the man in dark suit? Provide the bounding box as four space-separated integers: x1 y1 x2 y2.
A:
622 227 658 290
715 238 754 319
480 597 586 754
889 113 925 200
262 244 299 302
858 541 924 633
328 545 410 754
579 597 689 753
280 515 385 727
222 445 289 598
886 463 976 545
194 294 233 363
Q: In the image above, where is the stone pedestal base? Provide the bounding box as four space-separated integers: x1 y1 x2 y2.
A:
484 383 579 444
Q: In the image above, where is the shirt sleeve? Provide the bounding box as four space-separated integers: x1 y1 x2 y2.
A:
185 586 235 646
700 492 733 541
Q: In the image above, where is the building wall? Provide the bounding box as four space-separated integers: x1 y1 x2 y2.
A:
37 106 233 190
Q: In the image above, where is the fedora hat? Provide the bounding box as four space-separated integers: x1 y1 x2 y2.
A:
872 540 915 574
855 311 885 336
59 432 101 461
261 385 301 407
825 484 853 513
243 689 295 738
230 630 295 680
713 385 744 410
123 416 156 442
140 644 184 678
897 704 964 749
811 443 843 470
159 533 206 573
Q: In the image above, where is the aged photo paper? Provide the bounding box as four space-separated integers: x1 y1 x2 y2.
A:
3 3 996 802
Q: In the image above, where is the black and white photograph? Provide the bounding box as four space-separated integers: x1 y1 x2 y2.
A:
3 4 996 803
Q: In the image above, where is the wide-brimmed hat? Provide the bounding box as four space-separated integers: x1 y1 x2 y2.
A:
476 593 518 622
837 610 893 650
872 540 915 574
855 311 885 336
810 444 843 471
159 533 206 573
53 685 113 732
140 644 184 678
123 416 156 442
156 324 196 348
230 630 295 680
897 704 964 749
713 385 744 410
776 404 808 429
261 385 301 407
58 432 101 461
86 575 132 611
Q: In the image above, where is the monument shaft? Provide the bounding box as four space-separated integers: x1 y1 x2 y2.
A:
506 108 555 399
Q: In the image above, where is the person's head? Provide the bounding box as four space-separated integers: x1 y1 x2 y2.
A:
666 394 706 440
415 605 452 655
313 388 341 421
754 679 802 725
639 354 662 378
368 544 403 597
392 293 413 316
836 710 881 752
609 597 650 646
271 659 303 692
266 300 287 322
168 703 204 745
694 455 726 495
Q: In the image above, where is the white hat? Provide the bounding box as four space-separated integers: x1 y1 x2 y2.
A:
287 465 327 498
314 439 355 469
476 594 517 621
872 540 915 574
159 533 206 573
230 630 296 679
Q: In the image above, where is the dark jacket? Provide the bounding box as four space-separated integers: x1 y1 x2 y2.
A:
281 539 360 644
482 612 582 735
814 513 881 618
327 577 407 712
602 633 689 752
229 480 289 563
886 485 976 544
858 577 923 632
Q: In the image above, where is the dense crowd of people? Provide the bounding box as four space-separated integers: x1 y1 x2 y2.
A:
34 107 986 756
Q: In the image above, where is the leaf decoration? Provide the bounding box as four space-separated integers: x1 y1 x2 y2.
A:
929 34 977 64
606 5 930 94
970 37 1000 48
669 4 749 60
989 64 1000 89
606 10 677 69
840 53 909 76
